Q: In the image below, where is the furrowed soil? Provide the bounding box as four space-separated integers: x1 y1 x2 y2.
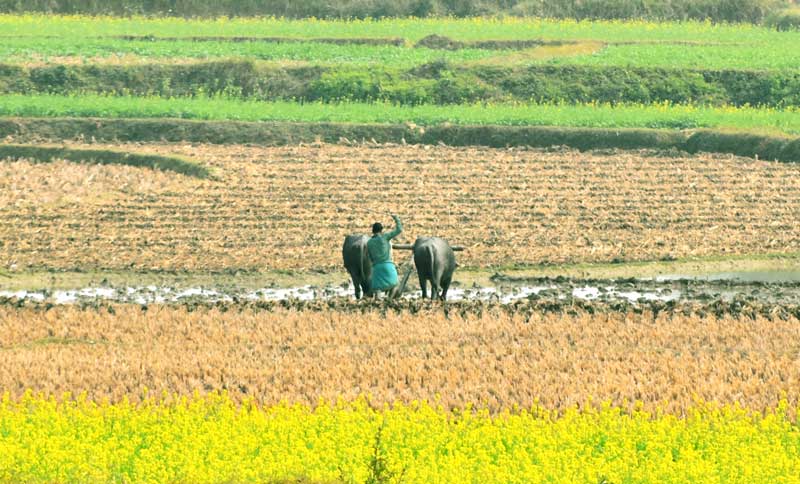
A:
3 143 800 273
1 303 799 414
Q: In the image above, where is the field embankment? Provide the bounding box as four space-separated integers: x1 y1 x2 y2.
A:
3 115 800 164
0 143 210 178
3 61 800 106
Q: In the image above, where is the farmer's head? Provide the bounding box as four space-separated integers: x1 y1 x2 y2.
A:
372 222 383 234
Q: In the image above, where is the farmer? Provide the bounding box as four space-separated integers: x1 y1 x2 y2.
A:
367 214 403 297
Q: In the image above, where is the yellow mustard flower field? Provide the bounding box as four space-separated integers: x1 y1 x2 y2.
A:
2 392 799 484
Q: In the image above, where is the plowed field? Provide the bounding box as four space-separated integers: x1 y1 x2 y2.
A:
3 143 800 272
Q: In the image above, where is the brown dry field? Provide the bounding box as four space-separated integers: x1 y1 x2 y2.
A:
1 305 799 413
3 142 800 272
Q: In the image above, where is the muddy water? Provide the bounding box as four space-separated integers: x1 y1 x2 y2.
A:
4 270 800 305
0 283 684 305
656 271 800 283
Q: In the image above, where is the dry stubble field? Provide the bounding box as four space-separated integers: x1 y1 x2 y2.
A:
3 143 800 273
1 304 799 414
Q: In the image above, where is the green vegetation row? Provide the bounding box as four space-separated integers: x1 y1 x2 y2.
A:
0 143 210 178
0 38 500 68
4 38 800 71
2 94 799 134
0 0 791 22
3 117 799 164
4 61 800 107
3 15 797 43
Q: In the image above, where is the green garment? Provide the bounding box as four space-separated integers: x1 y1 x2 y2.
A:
367 218 403 265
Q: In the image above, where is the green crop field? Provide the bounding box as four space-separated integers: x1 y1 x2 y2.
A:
553 43 800 70
0 15 794 42
3 16 800 70
0 38 501 66
1 14 798 188
3 94 800 134
3 37 800 70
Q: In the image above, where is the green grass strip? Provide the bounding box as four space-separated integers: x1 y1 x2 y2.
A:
0 38 498 67
555 43 800 70
3 15 799 70
0 143 210 178
3 37 800 70
1 94 800 134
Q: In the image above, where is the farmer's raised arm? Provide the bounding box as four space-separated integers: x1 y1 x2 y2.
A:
385 215 403 240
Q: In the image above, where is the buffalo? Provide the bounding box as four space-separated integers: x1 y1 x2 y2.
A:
413 236 456 300
342 234 372 299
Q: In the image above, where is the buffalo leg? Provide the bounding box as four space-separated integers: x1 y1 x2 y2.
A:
431 281 440 300
349 272 362 299
441 276 452 301
418 274 428 299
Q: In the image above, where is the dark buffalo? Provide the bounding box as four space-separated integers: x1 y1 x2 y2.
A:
413 236 456 300
342 234 372 299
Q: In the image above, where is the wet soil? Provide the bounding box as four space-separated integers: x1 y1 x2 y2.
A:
5 272 800 308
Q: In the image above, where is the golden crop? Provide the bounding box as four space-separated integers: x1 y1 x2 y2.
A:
3 143 800 273
2 304 799 414
1 391 799 484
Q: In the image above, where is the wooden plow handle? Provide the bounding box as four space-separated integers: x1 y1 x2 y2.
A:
392 244 465 251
